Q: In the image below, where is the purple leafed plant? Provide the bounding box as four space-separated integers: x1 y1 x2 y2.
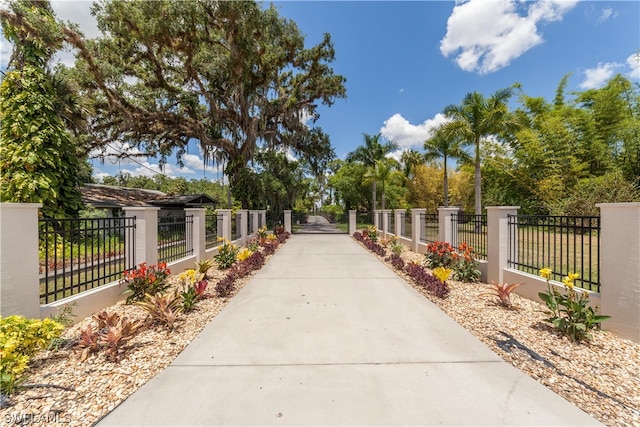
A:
385 254 405 270
261 241 278 255
353 232 364 241
215 272 237 297
363 238 386 257
405 262 450 298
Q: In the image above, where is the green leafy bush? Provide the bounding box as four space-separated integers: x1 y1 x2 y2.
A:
0 316 64 395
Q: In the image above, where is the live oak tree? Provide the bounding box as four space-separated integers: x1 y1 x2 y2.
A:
0 0 87 217
65 0 346 208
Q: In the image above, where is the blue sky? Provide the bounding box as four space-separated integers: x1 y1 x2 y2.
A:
1 0 639 182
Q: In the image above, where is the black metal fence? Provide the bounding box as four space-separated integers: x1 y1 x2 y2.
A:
39 217 136 304
158 215 194 263
387 211 395 234
400 211 411 238
452 214 488 259
248 212 255 234
356 212 374 228
419 213 439 243
205 214 223 249
376 211 383 230
232 212 241 241
508 215 600 292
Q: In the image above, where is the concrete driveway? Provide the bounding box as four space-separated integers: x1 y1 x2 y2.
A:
97 234 600 426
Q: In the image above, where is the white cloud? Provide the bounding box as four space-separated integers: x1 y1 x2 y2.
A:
89 142 144 165
440 0 578 75
182 153 206 171
584 5 618 24
597 7 617 23
51 0 100 39
121 162 195 178
0 1 98 68
580 62 622 89
380 113 449 149
298 109 314 127
627 52 640 80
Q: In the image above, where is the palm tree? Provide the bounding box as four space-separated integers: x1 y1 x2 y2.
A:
442 88 515 215
346 133 398 210
400 149 424 179
365 157 399 210
423 128 470 207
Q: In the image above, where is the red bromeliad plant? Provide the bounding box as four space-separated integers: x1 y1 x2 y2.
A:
121 262 171 303
424 241 458 269
481 282 525 308
453 242 481 282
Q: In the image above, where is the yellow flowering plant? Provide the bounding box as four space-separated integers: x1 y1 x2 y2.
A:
257 225 269 240
433 267 452 284
538 268 610 342
214 239 238 269
237 247 254 262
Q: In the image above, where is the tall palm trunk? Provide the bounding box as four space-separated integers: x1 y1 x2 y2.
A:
474 136 481 216
372 180 377 212
443 155 449 207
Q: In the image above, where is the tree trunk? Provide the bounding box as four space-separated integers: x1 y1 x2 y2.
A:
474 137 482 233
372 180 377 212
443 156 449 207
474 137 482 216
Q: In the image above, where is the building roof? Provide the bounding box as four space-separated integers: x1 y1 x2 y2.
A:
80 184 166 208
150 194 218 207
80 184 219 209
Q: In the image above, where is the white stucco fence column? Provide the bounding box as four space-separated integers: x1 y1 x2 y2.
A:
486 206 519 285
250 210 259 235
236 209 248 244
348 210 356 235
259 210 267 229
380 209 391 238
438 206 460 244
394 209 402 237
185 208 206 262
284 210 292 233
123 207 160 267
597 202 640 342
0 203 42 318
411 208 426 253
217 209 232 242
